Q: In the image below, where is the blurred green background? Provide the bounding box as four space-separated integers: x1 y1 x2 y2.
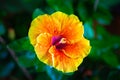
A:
0 0 120 80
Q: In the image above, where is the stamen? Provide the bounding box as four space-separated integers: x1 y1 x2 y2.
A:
59 38 67 44
51 36 67 49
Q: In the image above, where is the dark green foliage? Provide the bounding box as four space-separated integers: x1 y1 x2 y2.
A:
46 0 73 14
0 21 6 36
0 0 120 80
8 37 34 52
32 8 44 19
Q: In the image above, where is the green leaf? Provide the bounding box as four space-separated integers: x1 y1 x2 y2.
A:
95 14 112 25
94 7 112 25
0 21 5 35
46 0 73 14
8 37 34 52
109 36 120 46
18 51 35 68
19 0 44 12
18 50 46 71
102 51 120 68
35 72 51 80
77 4 88 21
44 7 55 14
34 57 46 72
88 39 103 60
32 8 44 19
89 36 120 68
84 19 94 39
98 0 120 9
45 66 63 80
96 25 110 39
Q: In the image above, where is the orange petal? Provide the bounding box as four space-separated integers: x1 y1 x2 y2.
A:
28 14 61 46
63 37 91 59
52 11 84 43
61 15 84 43
35 33 52 66
49 46 83 73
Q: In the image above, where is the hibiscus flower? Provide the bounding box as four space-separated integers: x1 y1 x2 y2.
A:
28 11 91 73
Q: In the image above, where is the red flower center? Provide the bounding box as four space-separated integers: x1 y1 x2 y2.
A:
52 36 67 49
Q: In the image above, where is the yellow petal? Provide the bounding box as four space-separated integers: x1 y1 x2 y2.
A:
35 33 52 66
28 14 61 46
49 46 83 73
51 11 68 24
